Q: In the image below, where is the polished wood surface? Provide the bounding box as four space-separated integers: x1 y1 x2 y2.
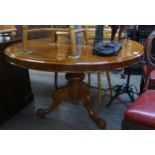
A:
5 38 144 72
4 38 144 129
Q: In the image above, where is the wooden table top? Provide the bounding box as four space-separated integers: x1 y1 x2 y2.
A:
5 38 144 72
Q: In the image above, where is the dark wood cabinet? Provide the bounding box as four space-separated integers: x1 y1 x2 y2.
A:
0 40 33 125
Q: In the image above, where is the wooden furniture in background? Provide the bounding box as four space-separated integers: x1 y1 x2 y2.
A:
5 38 143 128
83 25 124 42
0 25 17 39
22 25 88 56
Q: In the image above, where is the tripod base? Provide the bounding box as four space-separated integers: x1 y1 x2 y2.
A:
106 84 138 107
107 67 139 107
36 73 106 129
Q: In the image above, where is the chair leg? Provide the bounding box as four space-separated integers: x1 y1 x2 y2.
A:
50 26 56 43
139 76 145 94
83 29 88 45
97 72 103 110
105 71 112 96
88 71 112 110
106 85 122 107
87 73 91 88
87 73 91 93
54 72 58 88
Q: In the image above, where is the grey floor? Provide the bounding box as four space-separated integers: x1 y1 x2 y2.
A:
0 70 141 130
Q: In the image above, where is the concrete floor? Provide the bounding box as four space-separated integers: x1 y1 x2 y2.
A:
0 70 141 130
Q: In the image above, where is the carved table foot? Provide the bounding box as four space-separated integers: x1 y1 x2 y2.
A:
36 87 68 118
82 87 106 129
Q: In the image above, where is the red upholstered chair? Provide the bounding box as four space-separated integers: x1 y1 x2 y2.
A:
122 90 155 130
140 31 155 92
122 31 155 130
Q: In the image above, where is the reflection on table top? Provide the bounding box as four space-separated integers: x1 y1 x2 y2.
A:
5 38 144 72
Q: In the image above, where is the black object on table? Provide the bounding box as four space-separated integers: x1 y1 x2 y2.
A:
93 41 122 56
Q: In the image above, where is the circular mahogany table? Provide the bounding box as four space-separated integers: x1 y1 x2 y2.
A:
4 38 144 128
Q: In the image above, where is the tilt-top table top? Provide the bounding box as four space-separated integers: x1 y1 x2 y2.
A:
4 38 144 72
